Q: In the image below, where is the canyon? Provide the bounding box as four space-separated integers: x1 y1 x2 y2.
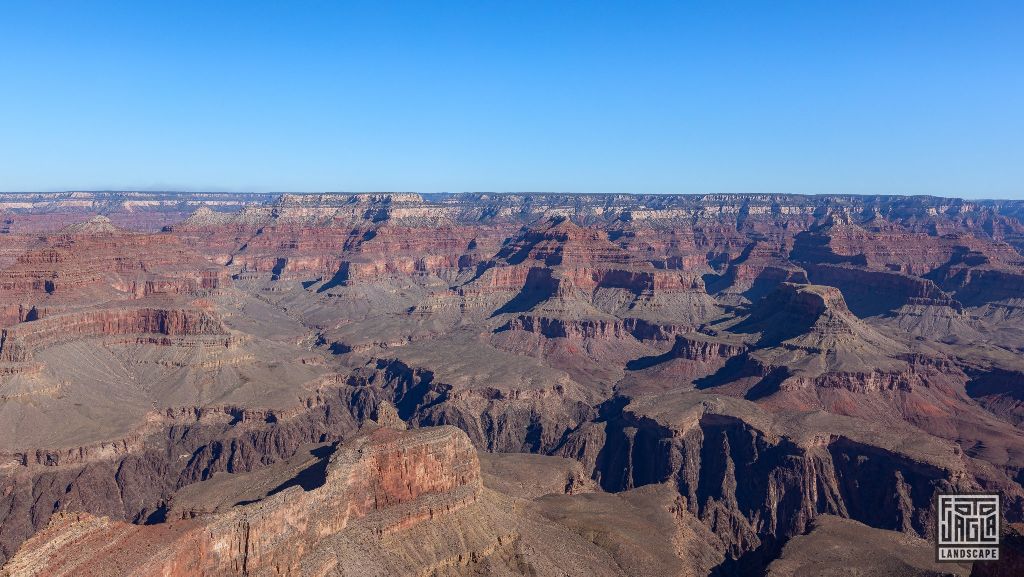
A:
1 191 1023 575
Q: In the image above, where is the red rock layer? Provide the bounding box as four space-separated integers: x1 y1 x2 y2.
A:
0 426 481 577
0 308 228 362
0 230 227 314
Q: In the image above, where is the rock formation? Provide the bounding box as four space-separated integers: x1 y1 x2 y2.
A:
2 426 483 577
1 191 1024 575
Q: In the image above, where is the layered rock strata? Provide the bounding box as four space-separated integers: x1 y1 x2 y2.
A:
1 426 481 577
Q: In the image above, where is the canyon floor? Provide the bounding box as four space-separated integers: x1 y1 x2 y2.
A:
1 191 1024 576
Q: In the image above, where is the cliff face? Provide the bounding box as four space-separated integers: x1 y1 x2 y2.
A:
2 192 1024 575
0 307 229 362
556 398 969 564
0 226 225 305
0 426 482 577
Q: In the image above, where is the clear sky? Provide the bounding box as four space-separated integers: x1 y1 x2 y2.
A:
1 1 1021 198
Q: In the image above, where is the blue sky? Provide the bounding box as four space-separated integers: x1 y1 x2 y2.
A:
1 1 1021 197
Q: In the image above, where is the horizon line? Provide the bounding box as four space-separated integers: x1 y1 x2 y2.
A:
0 190 1021 202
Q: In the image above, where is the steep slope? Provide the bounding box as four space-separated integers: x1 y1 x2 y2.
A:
2 426 652 577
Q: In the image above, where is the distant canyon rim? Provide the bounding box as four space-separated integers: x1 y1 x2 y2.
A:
0 191 1023 576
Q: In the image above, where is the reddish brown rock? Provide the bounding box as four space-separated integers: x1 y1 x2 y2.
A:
0 426 482 577
2 192 1024 576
